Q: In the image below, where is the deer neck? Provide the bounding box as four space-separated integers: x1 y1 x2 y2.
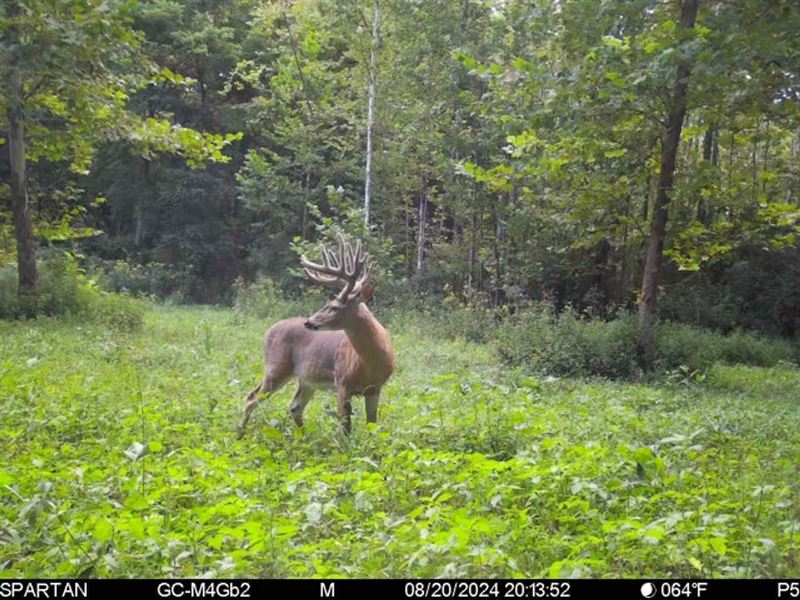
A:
343 304 393 370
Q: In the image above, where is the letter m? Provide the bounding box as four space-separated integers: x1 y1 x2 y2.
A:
320 582 335 598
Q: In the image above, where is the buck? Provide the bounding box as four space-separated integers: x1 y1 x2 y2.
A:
237 235 394 437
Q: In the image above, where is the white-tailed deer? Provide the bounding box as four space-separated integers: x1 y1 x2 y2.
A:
237 235 394 437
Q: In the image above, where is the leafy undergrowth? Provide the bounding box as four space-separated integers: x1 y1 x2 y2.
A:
1 305 799 578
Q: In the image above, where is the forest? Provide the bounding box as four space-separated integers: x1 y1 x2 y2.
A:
2 0 800 580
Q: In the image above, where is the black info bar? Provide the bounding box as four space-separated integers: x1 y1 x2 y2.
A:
0 579 798 599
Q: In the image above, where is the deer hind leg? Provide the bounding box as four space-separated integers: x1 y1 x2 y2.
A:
364 387 380 424
336 387 353 435
289 383 315 428
237 369 290 438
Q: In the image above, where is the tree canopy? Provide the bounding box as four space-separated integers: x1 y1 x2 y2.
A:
2 0 799 340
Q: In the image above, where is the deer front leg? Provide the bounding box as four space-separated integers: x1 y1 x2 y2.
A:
364 387 380 424
336 387 352 434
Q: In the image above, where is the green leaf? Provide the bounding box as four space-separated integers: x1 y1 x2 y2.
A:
708 537 727 556
128 517 146 540
262 427 283 442
124 494 150 511
93 518 113 542
644 41 660 54
602 36 625 50
603 148 627 159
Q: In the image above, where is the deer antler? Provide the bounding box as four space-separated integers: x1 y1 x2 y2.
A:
300 234 371 300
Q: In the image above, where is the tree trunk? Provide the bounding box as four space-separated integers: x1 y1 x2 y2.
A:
7 0 38 311
762 118 771 196
135 89 157 248
134 201 144 247
301 169 311 241
750 118 760 209
416 173 427 276
467 210 476 297
134 159 149 247
404 195 412 277
726 129 733 188
618 194 631 307
636 0 699 367
491 197 506 307
697 123 717 226
363 1 380 227
478 209 484 292
788 132 798 203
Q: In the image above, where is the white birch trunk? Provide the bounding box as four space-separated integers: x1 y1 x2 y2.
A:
364 1 379 226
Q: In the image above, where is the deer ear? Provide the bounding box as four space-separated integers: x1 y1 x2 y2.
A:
359 282 374 303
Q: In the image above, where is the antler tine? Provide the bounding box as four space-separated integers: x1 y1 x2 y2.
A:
301 239 344 291
348 246 372 299
299 254 327 275
302 268 340 289
336 234 347 271
301 234 371 298
346 238 362 277
302 238 341 275
324 246 340 271
335 234 352 277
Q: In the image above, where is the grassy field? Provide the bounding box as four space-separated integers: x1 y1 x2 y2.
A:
1 304 799 577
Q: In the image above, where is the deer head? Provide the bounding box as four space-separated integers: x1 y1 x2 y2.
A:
301 234 374 331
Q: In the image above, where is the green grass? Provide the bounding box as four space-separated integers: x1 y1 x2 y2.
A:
1 304 799 577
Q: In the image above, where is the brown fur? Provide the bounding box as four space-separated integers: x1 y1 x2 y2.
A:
238 302 394 436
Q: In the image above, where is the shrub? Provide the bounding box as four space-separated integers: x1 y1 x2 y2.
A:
652 321 722 374
425 293 500 344
232 277 327 321
654 323 796 372
80 287 145 332
279 289 328 320
232 277 284 319
579 314 638 378
494 305 796 379
497 304 635 377
91 259 190 301
0 265 14 316
0 254 144 331
1 255 83 319
717 329 797 367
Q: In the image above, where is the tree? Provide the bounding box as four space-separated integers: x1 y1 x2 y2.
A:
363 0 380 227
7 0 797 341
636 0 700 365
4 1 35 304
233 0 369 282
0 0 238 311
